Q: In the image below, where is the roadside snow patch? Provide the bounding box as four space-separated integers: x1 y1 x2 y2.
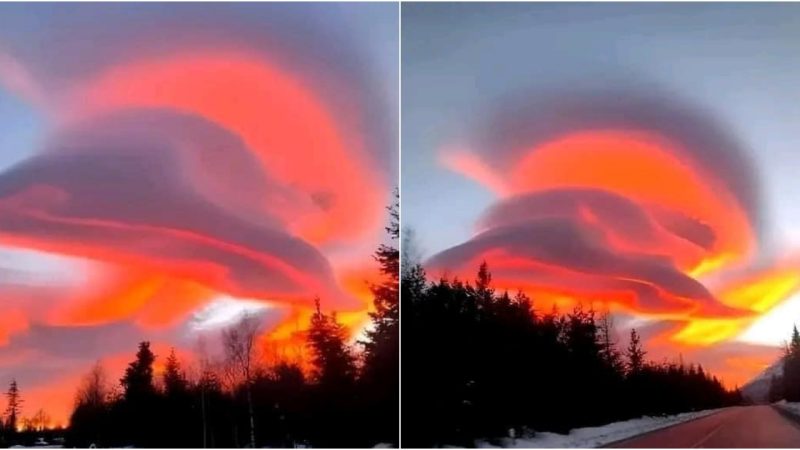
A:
475 408 723 448
774 400 800 417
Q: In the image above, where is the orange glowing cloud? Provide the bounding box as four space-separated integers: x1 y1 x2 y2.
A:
43 269 215 330
64 52 384 246
508 131 754 262
0 39 389 429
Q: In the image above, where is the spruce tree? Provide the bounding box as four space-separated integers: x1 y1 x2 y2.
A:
599 313 623 372
308 298 357 387
119 341 157 447
769 374 784 403
625 329 646 375
363 190 399 361
361 191 400 446
4 379 21 432
784 325 800 401
121 341 156 401
307 298 357 447
163 348 188 397
475 261 494 306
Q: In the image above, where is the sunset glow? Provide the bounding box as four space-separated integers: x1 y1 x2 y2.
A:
429 104 796 389
0 4 394 427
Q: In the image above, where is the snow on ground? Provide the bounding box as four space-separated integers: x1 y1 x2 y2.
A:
9 446 62 449
475 408 723 448
773 400 800 417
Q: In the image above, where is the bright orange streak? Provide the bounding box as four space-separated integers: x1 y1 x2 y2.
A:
68 52 384 245
134 279 215 329
717 269 800 313
48 274 163 327
664 265 800 347
0 198 333 305
671 319 748 346
435 248 746 320
44 267 217 330
689 253 737 279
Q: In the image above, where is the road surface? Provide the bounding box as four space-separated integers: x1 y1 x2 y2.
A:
610 405 800 448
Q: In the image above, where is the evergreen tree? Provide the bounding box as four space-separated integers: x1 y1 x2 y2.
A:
363 190 399 358
791 326 800 354
308 298 357 388
307 298 358 447
475 261 494 306
361 191 400 446
161 348 192 447
403 262 741 446
4 379 22 433
163 348 188 397
625 329 646 375
599 313 623 372
121 341 156 401
768 374 784 403
784 326 800 401
119 341 157 447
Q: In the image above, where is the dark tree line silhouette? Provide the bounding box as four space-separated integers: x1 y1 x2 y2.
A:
65 193 399 448
402 261 742 447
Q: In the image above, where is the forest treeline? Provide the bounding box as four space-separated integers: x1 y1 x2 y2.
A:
402 261 743 447
17 195 398 448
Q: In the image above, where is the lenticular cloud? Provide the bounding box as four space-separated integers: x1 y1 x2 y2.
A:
0 4 393 425
431 89 800 349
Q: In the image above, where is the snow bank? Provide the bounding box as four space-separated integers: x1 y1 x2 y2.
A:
475 408 723 448
773 400 800 417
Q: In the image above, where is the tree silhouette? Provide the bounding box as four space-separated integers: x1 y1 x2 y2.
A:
59 192 399 448
30 409 50 432
625 328 646 375
307 297 358 447
403 262 740 446
68 362 110 447
308 298 357 387
121 341 156 401
599 312 623 372
119 341 157 447
221 314 261 449
784 326 800 401
360 189 399 446
4 379 22 432
163 348 188 397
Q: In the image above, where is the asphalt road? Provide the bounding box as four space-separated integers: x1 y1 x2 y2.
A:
609 405 800 448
